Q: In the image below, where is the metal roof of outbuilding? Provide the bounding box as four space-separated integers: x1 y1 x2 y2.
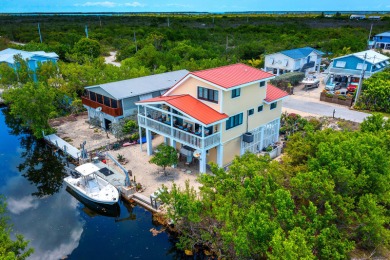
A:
375 31 390 38
0 48 59 64
86 69 189 100
333 50 389 65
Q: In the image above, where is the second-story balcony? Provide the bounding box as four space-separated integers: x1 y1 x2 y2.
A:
138 114 221 150
82 96 123 117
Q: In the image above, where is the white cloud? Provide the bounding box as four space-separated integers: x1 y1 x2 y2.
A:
124 2 143 7
79 1 117 7
7 195 39 214
75 1 143 8
166 3 191 8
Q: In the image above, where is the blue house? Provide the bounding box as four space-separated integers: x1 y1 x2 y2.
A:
326 50 389 88
372 31 390 50
0 48 59 81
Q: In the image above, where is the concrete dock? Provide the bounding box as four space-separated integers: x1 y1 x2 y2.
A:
44 133 81 160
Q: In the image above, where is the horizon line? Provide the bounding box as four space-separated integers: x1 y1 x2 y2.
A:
1 11 390 14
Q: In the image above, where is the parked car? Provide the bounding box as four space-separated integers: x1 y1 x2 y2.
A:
325 82 343 91
335 88 348 96
347 84 358 93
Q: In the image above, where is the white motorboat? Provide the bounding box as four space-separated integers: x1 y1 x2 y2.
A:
64 163 119 205
301 77 320 85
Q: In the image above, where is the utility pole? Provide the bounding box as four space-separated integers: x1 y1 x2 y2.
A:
38 23 43 43
368 23 373 49
134 31 137 52
226 35 228 52
167 17 170 27
85 25 89 38
354 53 367 106
99 16 102 27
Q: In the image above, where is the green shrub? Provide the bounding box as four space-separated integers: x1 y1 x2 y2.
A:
270 72 305 87
325 93 334 98
338 95 347 100
131 132 140 141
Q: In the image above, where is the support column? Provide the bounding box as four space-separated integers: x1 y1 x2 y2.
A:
277 68 280 76
316 60 320 74
170 139 177 168
199 150 207 174
164 137 169 145
217 144 224 167
170 139 176 148
260 126 265 150
138 126 143 151
146 129 153 156
276 118 281 143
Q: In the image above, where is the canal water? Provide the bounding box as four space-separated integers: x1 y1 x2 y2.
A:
0 107 182 259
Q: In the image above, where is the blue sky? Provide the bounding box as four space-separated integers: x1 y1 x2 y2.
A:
1 0 390 13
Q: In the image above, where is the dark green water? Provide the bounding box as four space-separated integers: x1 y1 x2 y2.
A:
0 107 183 259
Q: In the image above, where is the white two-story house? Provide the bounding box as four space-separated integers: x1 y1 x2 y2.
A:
264 47 324 76
136 63 288 173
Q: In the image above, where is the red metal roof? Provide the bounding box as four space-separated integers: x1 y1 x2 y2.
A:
137 95 228 125
191 63 274 89
264 84 289 103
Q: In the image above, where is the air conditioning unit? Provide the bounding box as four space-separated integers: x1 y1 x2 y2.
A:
242 132 254 143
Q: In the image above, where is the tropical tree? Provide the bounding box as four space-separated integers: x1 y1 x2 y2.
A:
0 196 34 259
72 38 101 59
149 144 178 175
356 69 390 113
2 82 57 138
0 63 17 87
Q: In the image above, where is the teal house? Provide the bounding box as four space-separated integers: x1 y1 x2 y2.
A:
326 50 389 88
0 48 59 81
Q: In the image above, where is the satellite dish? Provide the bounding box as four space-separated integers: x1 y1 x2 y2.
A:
193 150 201 158
96 107 102 112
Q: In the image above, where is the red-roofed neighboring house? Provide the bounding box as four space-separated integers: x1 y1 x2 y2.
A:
136 63 288 173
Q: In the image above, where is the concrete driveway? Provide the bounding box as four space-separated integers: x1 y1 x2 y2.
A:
283 95 370 123
281 73 370 123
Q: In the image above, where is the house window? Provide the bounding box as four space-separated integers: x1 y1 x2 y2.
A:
258 105 263 112
270 102 277 110
198 87 218 103
89 91 96 101
104 96 111 107
232 88 241 98
335 61 346 68
356 63 368 70
111 99 118 108
96 94 103 104
248 109 254 116
226 113 243 130
259 81 266 87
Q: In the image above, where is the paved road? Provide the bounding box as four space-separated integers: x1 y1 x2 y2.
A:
283 95 370 123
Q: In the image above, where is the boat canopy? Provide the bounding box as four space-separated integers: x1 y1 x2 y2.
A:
75 163 100 176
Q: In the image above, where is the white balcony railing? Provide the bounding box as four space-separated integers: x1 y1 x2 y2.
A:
138 115 220 149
